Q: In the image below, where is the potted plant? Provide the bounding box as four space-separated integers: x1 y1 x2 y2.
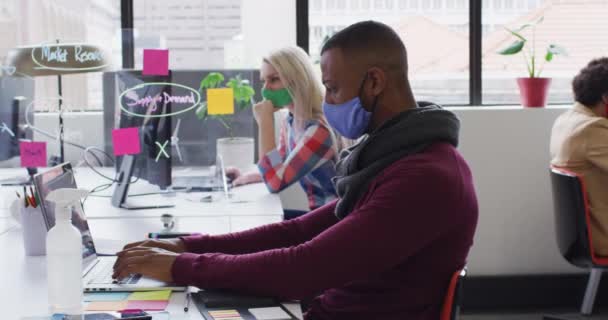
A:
497 16 567 108
196 72 256 170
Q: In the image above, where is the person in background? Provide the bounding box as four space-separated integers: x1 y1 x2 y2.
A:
551 57 608 256
227 46 340 219
114 21 478 320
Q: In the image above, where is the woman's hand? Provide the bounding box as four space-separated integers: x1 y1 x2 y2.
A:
120 238 186 253
253 100 277 125
112 247 179 283
225 166 241 181
233 172 263 187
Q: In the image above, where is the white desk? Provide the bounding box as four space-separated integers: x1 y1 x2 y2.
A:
0 166 301 319
0 228 303 319
0 167 284 241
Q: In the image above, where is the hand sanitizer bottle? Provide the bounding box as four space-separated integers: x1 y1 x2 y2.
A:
46 188 89 315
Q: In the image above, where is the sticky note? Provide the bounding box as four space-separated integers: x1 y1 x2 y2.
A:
126 300 169 311
143 49 169 76
84 292 130 302
248 307 291 320
85 300 128 311
19 141 46 167
207 88 234 115
112 127 141 156
209 309 242 319
128 290 171 301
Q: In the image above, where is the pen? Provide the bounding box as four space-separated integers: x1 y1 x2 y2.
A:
184 291 191 312
29 186 37 207
23 186 27 207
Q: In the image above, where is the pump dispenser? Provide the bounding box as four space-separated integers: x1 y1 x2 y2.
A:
46 188 89 315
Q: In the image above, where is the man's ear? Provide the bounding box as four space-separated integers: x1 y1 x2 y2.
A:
367 67 386 96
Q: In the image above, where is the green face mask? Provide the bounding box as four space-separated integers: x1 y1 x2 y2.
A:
262 88 293 107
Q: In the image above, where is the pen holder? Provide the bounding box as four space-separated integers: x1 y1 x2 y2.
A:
19 204 47 256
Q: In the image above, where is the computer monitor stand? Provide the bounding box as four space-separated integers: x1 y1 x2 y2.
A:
111 155 175 210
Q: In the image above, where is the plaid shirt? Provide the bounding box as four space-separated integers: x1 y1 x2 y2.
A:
258 114 338 210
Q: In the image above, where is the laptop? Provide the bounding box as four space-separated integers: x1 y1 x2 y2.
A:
172 155 232 197
33 163 186 292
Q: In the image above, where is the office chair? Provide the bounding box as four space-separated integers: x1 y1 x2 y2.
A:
441 268 466 320
546 167 608 319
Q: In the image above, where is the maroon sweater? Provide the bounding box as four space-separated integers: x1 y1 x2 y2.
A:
172 142 478 320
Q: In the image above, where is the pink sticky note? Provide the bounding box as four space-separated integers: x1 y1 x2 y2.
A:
112 127 141 156
126 300 169 311
19 141 46 167
143 49 169 76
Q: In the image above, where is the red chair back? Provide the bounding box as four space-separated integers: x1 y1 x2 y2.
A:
440 268 466 320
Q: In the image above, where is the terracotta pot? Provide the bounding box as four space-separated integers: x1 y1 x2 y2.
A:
516 77 552 108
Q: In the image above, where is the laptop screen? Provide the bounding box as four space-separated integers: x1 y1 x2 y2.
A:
34 163 97 261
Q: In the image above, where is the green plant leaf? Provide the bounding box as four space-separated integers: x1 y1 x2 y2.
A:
548 44 567 56
545 51 553 62
200 72 225 90
515 24 531 34
505 27 527 42
498 40 525 55
195 101 208 120
535 16 544 25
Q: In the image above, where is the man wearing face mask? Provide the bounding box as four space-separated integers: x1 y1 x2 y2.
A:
113 21 478 320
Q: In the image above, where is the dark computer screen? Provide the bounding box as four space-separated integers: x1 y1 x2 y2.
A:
114 71 172 189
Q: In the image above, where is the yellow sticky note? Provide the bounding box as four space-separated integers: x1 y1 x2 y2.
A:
86 300 128 311
128 290 172 301
207 88 234 115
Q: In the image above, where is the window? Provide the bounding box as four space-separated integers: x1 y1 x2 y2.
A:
338 0 347 9
351 0 360 10
308 0 470 105
385 0 394 10
493 0 501 9
433 0 443 9
399 0 407 10
313 0 323 11
447 0 456 9
327 0 337 10
0 1 121 111
374 0 384 10
482 0 591 105
134 0 296 69
362 0 371 10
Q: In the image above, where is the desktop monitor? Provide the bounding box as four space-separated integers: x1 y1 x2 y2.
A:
114 71 172 189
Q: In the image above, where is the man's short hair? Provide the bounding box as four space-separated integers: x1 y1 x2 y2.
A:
572 57 608 107
321 21 408 81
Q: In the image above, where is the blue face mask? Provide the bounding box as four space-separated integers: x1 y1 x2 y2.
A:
322 74 377 139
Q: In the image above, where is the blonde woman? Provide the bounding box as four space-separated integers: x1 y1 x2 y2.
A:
228 46 339 218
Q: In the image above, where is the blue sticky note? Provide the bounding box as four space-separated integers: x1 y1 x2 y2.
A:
84 292 130 302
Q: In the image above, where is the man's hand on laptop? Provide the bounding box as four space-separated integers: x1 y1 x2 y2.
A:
122 239 186 253
112 247 178 283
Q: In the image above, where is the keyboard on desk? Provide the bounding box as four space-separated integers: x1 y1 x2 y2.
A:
87 258 141 285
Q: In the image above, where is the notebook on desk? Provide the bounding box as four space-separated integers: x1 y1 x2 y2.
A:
192 290 299 320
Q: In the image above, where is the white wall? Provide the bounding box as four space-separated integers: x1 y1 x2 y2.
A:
453 106 579 276
30 106 582 276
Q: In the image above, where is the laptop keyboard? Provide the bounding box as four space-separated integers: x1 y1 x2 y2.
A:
88 259 141 285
